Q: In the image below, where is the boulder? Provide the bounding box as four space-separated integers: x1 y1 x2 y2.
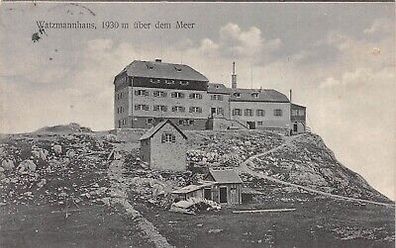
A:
1 159 14 170
17 160 37 173
53 145 62 154
66 149 76 158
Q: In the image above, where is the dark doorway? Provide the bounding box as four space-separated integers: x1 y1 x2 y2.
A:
247 121 256 129
220 187 227 203
204 188 211 200
211 108 216 117
293 123 298 132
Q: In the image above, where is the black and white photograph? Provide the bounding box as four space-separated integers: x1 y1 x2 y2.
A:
0 2 394 247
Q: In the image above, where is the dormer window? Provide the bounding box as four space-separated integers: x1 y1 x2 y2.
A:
252 93 259 98
174 66 182 72
233 92 241 98
145 63 154 69
216 85 219 89
180 81 189 86
165 80 175 85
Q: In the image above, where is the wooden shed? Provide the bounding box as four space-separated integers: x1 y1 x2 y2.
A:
171 168 243 205
139 120 187 171
204 168 243 205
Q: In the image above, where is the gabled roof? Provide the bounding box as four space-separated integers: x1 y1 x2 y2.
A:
122 60 209 82
230 88 289 103
208 168 243 184
139 120 187 141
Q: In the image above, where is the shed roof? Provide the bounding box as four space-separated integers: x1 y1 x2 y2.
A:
230 88 289 103
172 181 217 194
139 120 187 141
208 168 243 184
122 60 209 82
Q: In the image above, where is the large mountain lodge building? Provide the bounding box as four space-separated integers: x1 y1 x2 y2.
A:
114 59 306 132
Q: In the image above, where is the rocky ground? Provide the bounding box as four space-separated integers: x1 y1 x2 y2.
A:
249 133 391 202
0 124 394 247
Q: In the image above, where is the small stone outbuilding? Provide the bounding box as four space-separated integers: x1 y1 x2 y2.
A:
139 120 187 171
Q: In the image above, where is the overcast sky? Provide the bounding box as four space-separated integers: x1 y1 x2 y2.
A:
0 2 394 200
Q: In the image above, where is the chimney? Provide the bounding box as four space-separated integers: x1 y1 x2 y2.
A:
289 89 292 103
155 58 162 63
231 61 237 89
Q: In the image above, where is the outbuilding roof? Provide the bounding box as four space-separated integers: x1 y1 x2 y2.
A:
208 168 243 184
230 88 289 103
172 181 217 194
122 60 209 82
139 120 187 141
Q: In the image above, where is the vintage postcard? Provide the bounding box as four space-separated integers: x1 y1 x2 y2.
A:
0 2 394 247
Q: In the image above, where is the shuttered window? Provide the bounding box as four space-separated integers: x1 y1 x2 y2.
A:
244 109 253 116
135 104 149 111
274 109 283 116
189 93 203 99
171 92 185 98
256 109 265 116
189 107 202 113
232 109 242 116
172 106 185 112
135 90 149 96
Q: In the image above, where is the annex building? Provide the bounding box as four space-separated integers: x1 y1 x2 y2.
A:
114 59 306 132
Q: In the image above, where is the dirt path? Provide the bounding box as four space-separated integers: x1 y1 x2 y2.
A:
108 159 175 248
237 135 395 208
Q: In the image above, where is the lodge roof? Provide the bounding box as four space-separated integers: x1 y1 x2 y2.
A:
122 60 209 82
207 83 232 94
291 103 306 109
139 120 188 141
229 88 290 103
208 168 243 184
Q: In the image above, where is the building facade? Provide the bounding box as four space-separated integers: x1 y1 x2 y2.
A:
139 120 187 171
114 59 307 131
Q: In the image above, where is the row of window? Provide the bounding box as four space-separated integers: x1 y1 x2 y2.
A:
291 109 305 116
161 133 176 143
232 108 283 117
135 90 203 99
135 104 203 113
146 118 195 127
148 78 190 86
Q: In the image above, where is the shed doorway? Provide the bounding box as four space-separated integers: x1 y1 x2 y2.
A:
293 123 298 132
220 187 228 203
